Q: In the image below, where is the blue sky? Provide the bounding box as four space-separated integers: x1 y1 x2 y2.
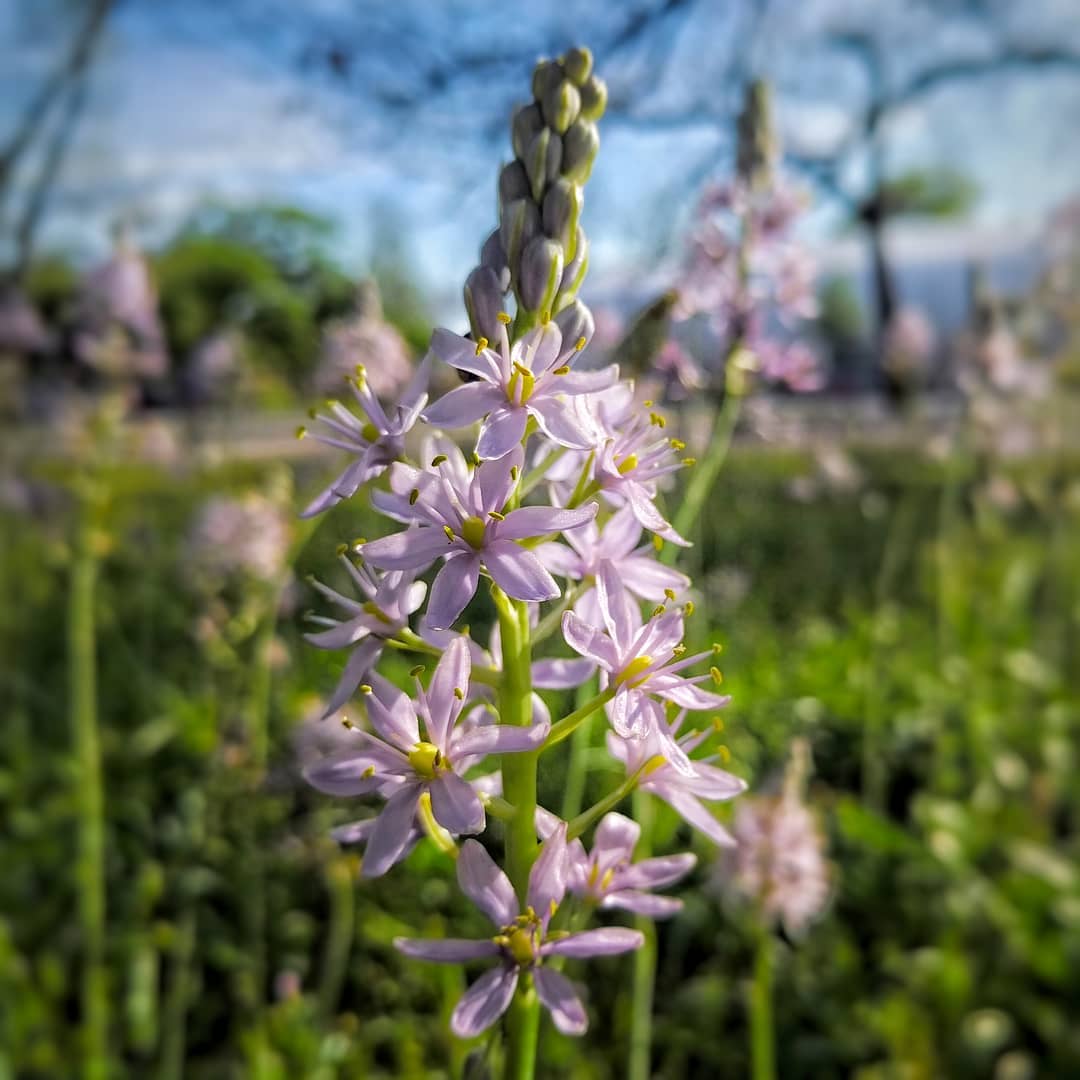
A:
2 0 1079 311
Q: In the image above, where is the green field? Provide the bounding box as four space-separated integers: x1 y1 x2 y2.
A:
2 426 1078 1079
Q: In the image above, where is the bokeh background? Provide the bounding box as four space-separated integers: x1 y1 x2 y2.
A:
2 1 1080 1077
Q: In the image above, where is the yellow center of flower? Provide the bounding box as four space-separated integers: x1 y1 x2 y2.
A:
361 600 393 625
507 363 536 406
408 741 443 779
361 421 380 442
615 655 654 687
506 927 536 966
617 454 638 475
460 515 487 550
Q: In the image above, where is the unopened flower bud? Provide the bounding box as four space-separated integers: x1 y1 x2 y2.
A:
542 179 581 259
464 266 505 342
540 79 581 135
511 103 544 160
554 298 595 351
562 47 593 87
545 132 563 182
561 119 599 184
578 76 608 121
498 161 530 207
532 58 564 102
500 198 540 277
525 128 550 203
558 227 589 300
518 236 563 315
480 230 510 293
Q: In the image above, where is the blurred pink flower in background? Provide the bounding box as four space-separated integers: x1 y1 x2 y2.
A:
187 493 291 583
882 307 936 390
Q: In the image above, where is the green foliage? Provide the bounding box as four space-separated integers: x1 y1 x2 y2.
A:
1 434 1078 1077
817 276 865 346
879 168 978 219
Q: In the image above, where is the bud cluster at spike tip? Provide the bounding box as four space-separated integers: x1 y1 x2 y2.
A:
294 47 754 1045
464 48 607 346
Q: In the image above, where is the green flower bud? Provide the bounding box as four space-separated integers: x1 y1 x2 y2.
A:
578 76 608 122
525 128 550 203
558 226 589 301
500 198 540 279
464 266 506 342
542 178 582 259
562 47 593 86
532 58 564 102
554 298 595 350
480 230 510 292
498 161 530 207
540 79 581 135
561 119 599 184
518 236 564 315
545 132 563 183
511 103 544 160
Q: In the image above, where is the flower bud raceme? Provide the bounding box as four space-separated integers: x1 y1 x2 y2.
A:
297 49 746 1056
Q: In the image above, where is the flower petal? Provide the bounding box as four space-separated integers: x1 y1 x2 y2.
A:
394 937 500 963
618 852 697 891
457 839 519 927
426 555 481 631
429 772 485 835
495 502 597 541
477 406 529 460
532 967 588 1036
430 328 502 382
304 748 404 797
561 610 619 672
527 822 568 921
452 720 549 758
593 812 641 864
423 382 503 428
528 396 594 449
451 964 519 1038
361 785 422 877
483 541 560 603
600 891 684 918
362 527 452 571
476 446 522 515
425 636 471 749
317 637 382 720
540 927 644 958
531 658 595 690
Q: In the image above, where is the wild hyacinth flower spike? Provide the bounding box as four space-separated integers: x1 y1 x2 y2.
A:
298 49 750 1067
395 826 643 1036
305 638 548 876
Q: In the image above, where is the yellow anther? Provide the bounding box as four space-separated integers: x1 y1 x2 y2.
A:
650 604 666 618
443 525 456 542
461 516 486 550
510 465 519 481
684 600 695 616
475 337 489 354
664 588 677 601
471 451 482 467
307 406 318 419
600 868 616 891
512 361 531 377
453 687 464 701
712 642 724 655
683 457 697 467
341 717 354 729
431 454 448 466
653 535 664 552
489 510 506 521
643 399 653 407
540 309 551 324
670 438 686 451
409 488 420 505
362 764 376 778
549 899 558 918
717 744 732 764
672 644 687 657
712 715 725 733
295 425 307 439
650 412 666 429
553 365 571 375
617 454 638 475
359 421 378 442
616 655 654 687
710 666 723 685
409 665 426 677
575 336 586 351
496 311 512 325
354 363 366 376
359 684 373 695
336 543 348 556
408 741 442 779
588 863 600 886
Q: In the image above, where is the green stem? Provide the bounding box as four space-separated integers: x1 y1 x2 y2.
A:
667 385 744 563
493 585 541 1077
158 908 196 1080
627 788 656 1080
750 928 776 1080
70 496 108 1080
543 687 616 749
567 757 660 841
560 679 597 821
317 855 356 1022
